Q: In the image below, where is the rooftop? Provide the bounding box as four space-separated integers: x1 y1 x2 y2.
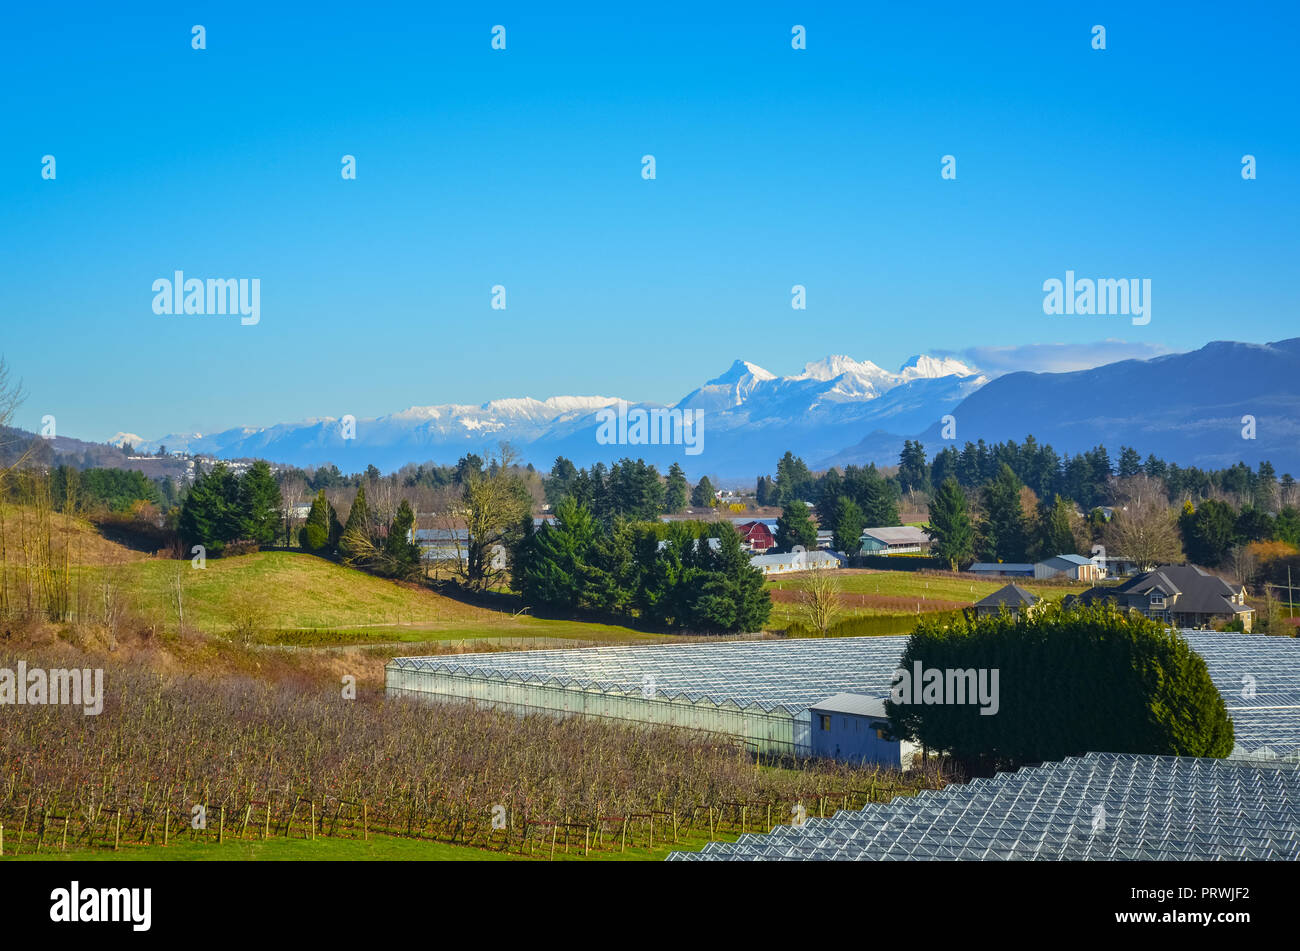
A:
974 583 1041 609
668 753 1300 861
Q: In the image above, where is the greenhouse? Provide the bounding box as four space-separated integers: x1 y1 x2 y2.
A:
667 752 1300 861
386 637 907 756
385 632 1300 761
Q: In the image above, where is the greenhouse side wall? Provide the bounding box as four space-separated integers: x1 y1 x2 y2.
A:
385 665 805 756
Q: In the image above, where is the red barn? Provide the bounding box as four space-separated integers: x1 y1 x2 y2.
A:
736 520 776 552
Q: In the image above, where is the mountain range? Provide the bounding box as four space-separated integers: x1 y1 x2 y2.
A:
114 338 1300 480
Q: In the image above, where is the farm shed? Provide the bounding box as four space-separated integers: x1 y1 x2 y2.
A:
967 562 1035 578
809 693 918 768
860 526 931 555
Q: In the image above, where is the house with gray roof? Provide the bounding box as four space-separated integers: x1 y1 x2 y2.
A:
973 583 1043 618
1068 564 1254 632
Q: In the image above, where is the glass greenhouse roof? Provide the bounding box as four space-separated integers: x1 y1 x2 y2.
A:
390 632 1300 755
667 752 1300 861
390 636 908 713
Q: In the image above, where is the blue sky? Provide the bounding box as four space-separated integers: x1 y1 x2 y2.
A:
2 1 1297 442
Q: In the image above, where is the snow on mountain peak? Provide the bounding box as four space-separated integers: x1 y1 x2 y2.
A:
796 355 889 383
706 359 776 386
898 353 979 381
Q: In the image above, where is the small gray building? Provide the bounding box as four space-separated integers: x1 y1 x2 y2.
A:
808 693 917 769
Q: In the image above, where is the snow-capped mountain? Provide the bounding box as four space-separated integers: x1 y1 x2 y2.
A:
106 339 1300 478
125 354 985 477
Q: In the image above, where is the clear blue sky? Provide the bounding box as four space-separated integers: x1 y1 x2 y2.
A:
2 1 1296 442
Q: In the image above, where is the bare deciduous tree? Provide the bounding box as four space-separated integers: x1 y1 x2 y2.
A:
1228 544 1258 587
795 569 842 636
1102 475 1185 570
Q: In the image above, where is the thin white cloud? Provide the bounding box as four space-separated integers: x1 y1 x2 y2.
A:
936 340 1174 376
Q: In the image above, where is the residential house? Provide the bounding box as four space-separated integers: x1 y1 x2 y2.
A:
973 584 1043 618
1068 564 1255 632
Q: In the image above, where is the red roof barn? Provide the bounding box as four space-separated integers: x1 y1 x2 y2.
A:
736 520 776 552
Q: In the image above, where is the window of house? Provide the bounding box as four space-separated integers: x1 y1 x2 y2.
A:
819 714 831 731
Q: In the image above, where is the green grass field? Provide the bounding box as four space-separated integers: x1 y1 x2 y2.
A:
2 829 735 862
766 568 1083 629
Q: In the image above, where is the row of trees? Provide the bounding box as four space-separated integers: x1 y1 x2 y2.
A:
926 438 1291 513
544 457 713 520
297 485 422 579
922 466 1091 569
922 462 1300 575
760 437 1293 522
511 496 771 633
177 461 282 555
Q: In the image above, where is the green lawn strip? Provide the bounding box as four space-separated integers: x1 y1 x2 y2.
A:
3 829 737 862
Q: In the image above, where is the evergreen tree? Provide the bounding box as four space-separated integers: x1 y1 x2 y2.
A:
1117 446 1142 478
886 604 1234 770
898 440 930 495
237 460 282 545
924 477 975 571
1180 499 1238 567
178 462 240 554
339 484 372 565
606 458 664 520
543 456 578 507
774 501 817 553
517 495 597 610
663 462 689 514
299 490 334 553
383 499 421 578
978 463 1029 562
844 464 900 527
830 495 865 555
692 527 772 633
815 468 844 523
1036 494 1078 558
690 475 716 508
774 451 813 505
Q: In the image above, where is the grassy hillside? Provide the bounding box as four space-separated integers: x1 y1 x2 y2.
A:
117 550 661 646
